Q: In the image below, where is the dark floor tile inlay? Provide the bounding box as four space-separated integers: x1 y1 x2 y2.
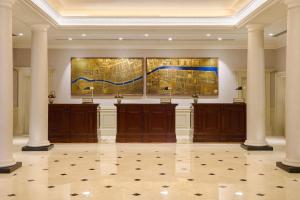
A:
105 185 112 188
160 173 166 175
70 193 79 196
209 173 215 175
61 173 67 176
134 179 141 181
132 193 141 196
48 186 55 189
81 178 88 181
194 193 203 196
257 193 265 196
240 179 247 182
7 194 16 197
276 186 284 188
187 179 194 181
162 185 169 188
135 168 141 170
27 179 35 182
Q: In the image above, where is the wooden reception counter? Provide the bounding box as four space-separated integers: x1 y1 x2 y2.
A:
48 104 99 143
192 103 246 142
115 104 177 143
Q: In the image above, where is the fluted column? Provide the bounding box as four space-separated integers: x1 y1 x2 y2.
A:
241 24 273 151
0 0 22 173
22 24 54 151
277 0 300 173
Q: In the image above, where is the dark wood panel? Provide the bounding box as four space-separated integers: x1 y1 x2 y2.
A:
48 105 70 142
117 105 144 142
220 104 246 142
116 104 177 143
193 103 246 142
49 104 98 143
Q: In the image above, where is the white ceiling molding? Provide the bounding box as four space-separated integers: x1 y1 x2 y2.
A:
24 0 277 27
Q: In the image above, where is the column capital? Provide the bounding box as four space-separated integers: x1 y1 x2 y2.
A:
0 0 15 8
246 24 264 32
31 24 50 32
285 0 300 8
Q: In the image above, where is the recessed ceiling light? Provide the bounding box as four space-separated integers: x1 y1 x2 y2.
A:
18 33 24 36
118 37 123 40
144 33 149 37
68 37 72 41
268 33 274 37
82 191 91 197
235 192 243 196
168 37 173 41
81 33 87 37
218 37 222 41
206 33 211 37
160 191 168 195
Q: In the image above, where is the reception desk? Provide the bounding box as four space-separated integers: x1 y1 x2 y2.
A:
115 104 177 143
192 103 246 142
48 104 99 143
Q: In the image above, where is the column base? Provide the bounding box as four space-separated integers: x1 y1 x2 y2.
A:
276 162 300 173
241 143 273 151
22 144 54 151
0 162 22 174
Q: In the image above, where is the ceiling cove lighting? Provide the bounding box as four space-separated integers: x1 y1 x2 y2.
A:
218 37 222 41
118 37 123 40
168 37 173 41
81 33 87 37
206 33 211 37
68 37 72 41
268 33 274 37
18 33 24 36
144 33 149 37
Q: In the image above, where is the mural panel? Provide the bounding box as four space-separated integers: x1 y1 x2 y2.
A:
146 58 218 96
71 58 144 95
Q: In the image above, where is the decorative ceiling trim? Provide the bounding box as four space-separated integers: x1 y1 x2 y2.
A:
22 0 278 27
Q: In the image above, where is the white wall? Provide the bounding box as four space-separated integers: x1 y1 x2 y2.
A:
13 48 277 106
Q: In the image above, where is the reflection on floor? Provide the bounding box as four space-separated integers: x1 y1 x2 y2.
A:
0 136 299 200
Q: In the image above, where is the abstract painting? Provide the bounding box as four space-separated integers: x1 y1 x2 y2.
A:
146 58 218 96
71 58 144 95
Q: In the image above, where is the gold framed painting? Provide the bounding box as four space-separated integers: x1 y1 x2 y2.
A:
146 58 219 96
71 57 144 95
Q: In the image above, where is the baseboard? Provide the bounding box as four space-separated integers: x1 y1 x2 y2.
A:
100 136 116 143
22 144 54 151
0 162 22 173
241 143 273 151
276 162 300 173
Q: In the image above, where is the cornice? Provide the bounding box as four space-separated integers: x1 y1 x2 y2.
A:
22 0 274 27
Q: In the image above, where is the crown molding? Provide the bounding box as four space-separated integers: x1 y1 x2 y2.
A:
22 0 275 27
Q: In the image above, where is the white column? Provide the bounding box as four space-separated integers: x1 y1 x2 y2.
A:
244 24 268 147
27 24 50 147
0 0 16 167
282 0 300 167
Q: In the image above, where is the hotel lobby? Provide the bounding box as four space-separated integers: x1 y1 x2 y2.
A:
1 0 300 199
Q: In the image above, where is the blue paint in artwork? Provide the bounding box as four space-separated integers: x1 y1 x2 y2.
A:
71 66 218 86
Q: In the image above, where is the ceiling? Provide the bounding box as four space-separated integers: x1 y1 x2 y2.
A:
12 0 287 49
45 0 251 17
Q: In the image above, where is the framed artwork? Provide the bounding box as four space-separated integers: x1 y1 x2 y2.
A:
71 57 144 95
146 58 218 96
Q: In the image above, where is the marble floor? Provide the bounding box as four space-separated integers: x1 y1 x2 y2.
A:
1 137 300 200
